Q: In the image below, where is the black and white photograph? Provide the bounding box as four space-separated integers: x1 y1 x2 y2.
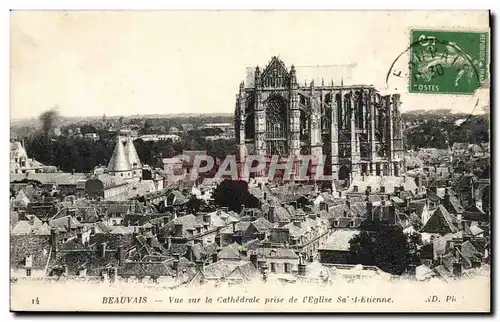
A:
9 10 491 312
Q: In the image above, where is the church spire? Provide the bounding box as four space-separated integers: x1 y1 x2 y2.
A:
124 137 142 169
107 137 132 173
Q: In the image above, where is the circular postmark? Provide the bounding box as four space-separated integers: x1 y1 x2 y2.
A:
385 30 490 142
385 31 488 96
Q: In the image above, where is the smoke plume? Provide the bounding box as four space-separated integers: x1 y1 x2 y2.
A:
39 107 60 138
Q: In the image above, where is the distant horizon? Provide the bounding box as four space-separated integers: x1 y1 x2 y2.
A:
10 108 487 126
9 111 235 122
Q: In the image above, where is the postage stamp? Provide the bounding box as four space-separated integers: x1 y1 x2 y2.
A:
409 29 489 95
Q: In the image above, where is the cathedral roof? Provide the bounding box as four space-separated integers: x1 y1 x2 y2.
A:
124 137 142 169
245 60 356 88
108 137 132 172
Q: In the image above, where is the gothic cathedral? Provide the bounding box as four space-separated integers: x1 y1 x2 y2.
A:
234 56 404 183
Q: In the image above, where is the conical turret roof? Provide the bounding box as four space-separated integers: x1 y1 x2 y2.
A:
108 137 132 172
125 137 142 169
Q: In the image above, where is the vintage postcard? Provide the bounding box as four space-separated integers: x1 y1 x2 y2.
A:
9 10 491 312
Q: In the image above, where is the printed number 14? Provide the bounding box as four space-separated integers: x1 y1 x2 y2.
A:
31 297 39 305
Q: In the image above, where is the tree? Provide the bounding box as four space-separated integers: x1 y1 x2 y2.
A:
349 219 420 275
212 180 259 213
80 124 98 134
185 195 214 214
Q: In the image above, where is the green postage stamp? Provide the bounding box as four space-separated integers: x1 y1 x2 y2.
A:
409 29 489 94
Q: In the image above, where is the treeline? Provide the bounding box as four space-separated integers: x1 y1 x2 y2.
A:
24 134 236 173
403 115 489 150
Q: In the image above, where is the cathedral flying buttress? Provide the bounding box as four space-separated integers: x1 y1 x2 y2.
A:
234 56 404 183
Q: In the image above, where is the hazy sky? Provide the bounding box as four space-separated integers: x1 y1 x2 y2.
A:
10 10 489 119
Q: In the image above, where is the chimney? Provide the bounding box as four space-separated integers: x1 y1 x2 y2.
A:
77 230 83 244
173 258 179 275
232 221 237 232
62 264 68 276
217 209 221 216
211 252 218 263
186 243 193 262
99 242 107 258
67 216 72 233
263 192 267 200
346 195 351 209
117 245 124 265
29 215 35 226
250 253 258 268
268 206 275 223
215 235 221 247
444 188 451 208
146 236 153 247
163 217 169 226
166 236 172 250
50 227 58 254
298 254 306 276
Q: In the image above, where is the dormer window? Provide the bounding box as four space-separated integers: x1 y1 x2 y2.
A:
333 220 339 227
353 185 359 192
380 186 386 193
349 221 355 228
